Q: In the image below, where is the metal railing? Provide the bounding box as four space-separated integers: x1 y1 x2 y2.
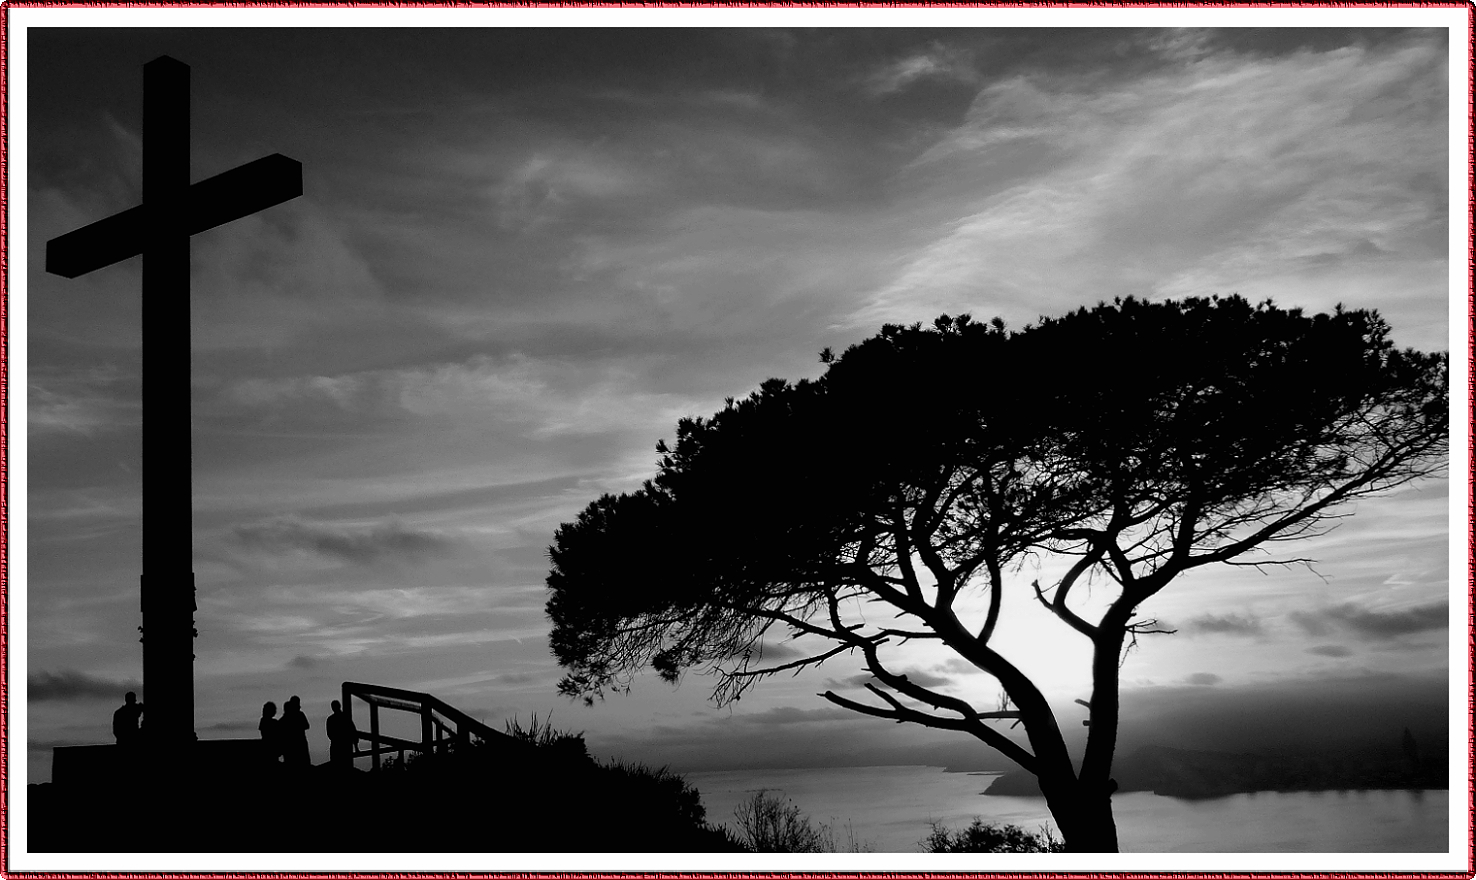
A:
340 681 526 771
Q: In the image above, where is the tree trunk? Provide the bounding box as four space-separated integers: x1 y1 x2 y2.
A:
1062 789 1120 852
1041 776 1121 853
1052 607 1133 852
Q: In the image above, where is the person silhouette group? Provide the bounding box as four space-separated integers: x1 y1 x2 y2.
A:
257 695 311 767
254 695 357 770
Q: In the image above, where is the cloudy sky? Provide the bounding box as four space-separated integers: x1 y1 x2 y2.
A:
16 9 1463 807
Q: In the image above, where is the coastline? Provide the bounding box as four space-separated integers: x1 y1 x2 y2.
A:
979 744 1449 800
686 764 1448 853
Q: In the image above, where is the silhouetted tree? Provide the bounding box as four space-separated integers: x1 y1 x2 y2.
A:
546 296 1448 852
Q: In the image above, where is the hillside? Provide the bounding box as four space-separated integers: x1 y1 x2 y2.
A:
985 736 1447 800
28 730 743 853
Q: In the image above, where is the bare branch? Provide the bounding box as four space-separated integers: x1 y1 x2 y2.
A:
1120 618 1176 666
875 627 943 642
890 503 925 605
727 642 855 679
820 688 1038 774
1032 578 1096 640
978 556 1005 644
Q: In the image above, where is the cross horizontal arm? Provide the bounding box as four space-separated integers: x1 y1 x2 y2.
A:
45 153 303 278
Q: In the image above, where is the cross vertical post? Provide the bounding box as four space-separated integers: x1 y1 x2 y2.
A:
141 55 196 750
45 55 302 759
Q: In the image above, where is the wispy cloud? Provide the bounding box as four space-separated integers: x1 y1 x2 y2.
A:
27 367 140 436
726 705 856 727
29 669 140 702
935 657 988 676
736 641 811 663
866 41 979 95
232 515 453 566
1289 601 1447 639
493 151 647 232
1183 612 1266 637
201 719 258 734
223 353 702 442
832 668 954 690
853 36 1447 346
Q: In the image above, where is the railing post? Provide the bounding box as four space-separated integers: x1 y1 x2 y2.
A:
370 702 381 772
342 682 354 761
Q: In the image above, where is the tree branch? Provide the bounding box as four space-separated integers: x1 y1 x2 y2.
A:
891 502 925 605
979 556 1005 644
820 688 1038 774
1039 543 1106 639
728 642 855 679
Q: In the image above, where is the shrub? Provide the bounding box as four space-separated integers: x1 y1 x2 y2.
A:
730 790 873 852
921 818 1064 853
504 712 593 765
599 758 708 828
361 714 741 851
734 790 832 852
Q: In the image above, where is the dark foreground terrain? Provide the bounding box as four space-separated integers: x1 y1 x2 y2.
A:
30 740 743 853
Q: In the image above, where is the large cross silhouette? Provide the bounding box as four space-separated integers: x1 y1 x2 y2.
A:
46 56 302 749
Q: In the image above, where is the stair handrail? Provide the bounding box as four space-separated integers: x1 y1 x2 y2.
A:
341 680 526 770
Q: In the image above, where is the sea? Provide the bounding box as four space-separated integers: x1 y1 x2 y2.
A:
685 765 1450 853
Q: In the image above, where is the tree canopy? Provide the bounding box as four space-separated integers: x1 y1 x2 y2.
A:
545 295 1448 851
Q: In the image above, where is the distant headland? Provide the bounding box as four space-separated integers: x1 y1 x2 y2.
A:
984 737 1448 800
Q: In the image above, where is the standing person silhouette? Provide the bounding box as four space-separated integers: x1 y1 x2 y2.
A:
112 692 144 746
325 700 358 769
279 695 311 767
258 701 281 764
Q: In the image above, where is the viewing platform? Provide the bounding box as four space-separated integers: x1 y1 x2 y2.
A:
50 681 532 785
